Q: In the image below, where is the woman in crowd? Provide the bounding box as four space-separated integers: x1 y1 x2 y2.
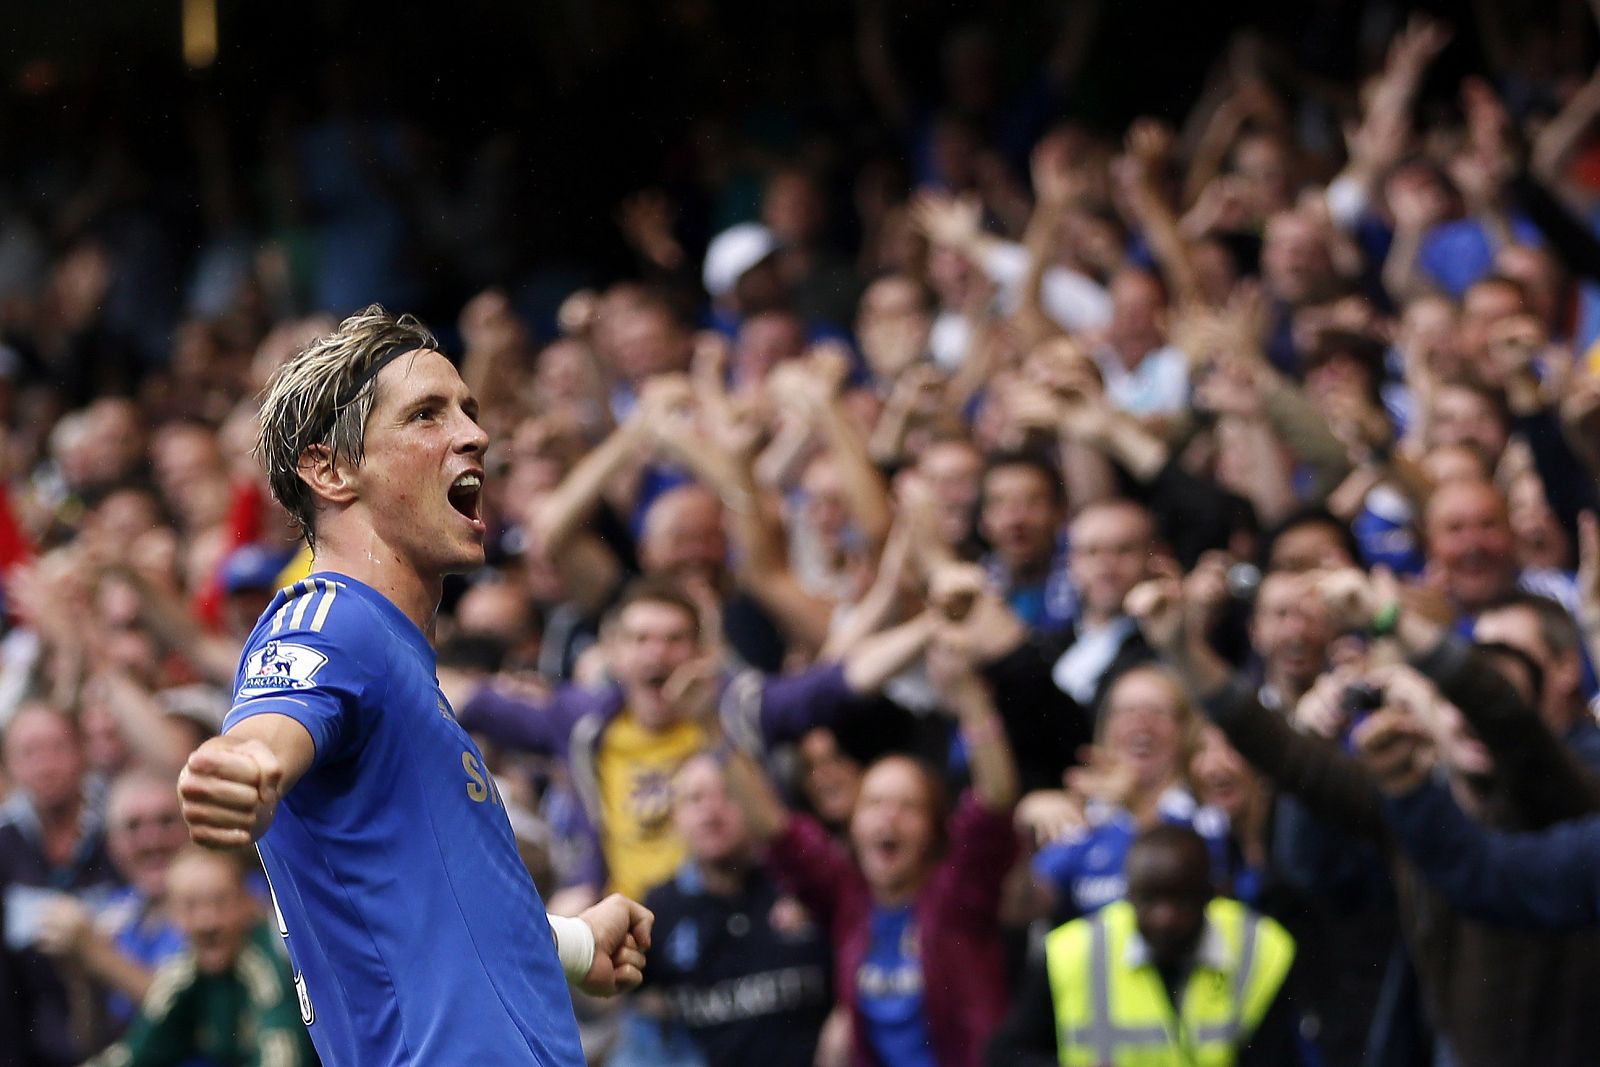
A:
721 630 1019 1067
1028 664 1231 920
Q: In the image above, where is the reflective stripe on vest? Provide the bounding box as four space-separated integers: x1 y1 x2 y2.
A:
1043 899 1295 1067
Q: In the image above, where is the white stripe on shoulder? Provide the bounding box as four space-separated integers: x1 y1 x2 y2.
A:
288 580 320 629
309 579 339 632
269 598 292 634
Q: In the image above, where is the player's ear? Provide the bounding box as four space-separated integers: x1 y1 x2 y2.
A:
298 444 359 506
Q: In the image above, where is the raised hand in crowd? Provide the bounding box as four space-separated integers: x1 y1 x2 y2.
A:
1352 707 1437 796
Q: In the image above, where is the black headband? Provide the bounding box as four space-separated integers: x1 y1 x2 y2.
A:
310 340 424 444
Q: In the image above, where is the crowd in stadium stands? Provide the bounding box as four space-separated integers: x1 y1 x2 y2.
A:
8 1 1600 1064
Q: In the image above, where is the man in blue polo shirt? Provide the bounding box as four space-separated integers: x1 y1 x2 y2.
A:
176 307 652 1066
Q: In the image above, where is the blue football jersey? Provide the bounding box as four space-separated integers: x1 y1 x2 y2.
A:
1032 788 1232 917
224 574 584 1066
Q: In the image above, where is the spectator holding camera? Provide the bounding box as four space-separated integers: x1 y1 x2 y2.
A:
1355 683 1600 933
1125 560 1600 1066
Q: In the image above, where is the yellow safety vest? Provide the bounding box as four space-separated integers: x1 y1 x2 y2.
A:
1043 898 1295 1067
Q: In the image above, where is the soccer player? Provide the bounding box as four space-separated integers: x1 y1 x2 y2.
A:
175 306 652 1066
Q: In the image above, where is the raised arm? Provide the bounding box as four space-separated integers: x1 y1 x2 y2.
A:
458 289 532 416
535 378 696 541
455 678 568 754
85 670 195 778
1255 368 1355 502
1058 389 1240 568
674 342 838 652
1125 564 1388 837
34 898 157 1006
929 629 1019 813
1315 567 1600 823
799 353 894 554
127 567 241 687
1194 360 1297 529
1578 512 1600 680
1118 120 1200 307
854 0 913 128
530 378 700 615
1329 15 1449 221
723 742 856 925
1013 142 1076 349
925 560 1093 794
868 364 949 466
720 743 791 847
1176 294 1352 503
1533 67 1600 187
1357 710 1600 929
842 610 941 695
1382 178 1451 303
910 192 1009 278
820 515 917 662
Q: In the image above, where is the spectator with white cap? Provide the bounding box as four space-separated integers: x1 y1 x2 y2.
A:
703 222 783 334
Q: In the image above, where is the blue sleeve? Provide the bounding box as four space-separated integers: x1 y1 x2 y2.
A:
1271 795 1394 914
1513 406 1600 539
457 682 567 754
224 591 382 769
761 662 853 740
716 663 853 752
1384 780 1600 930
1199 818 1232 885
1030 838 1084 896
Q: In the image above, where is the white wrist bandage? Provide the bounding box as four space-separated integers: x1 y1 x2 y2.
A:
547 914 596 983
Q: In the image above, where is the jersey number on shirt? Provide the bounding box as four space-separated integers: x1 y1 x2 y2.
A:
259 849 317 1026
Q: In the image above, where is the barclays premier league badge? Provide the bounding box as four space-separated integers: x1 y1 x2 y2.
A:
240 640 329 693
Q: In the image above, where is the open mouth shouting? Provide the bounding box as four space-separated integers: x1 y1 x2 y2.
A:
448 470 486 533
1121 731 1157 762
869 835 906 866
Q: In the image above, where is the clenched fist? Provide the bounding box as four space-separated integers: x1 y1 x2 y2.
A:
576 894 655 997
178 734 286 848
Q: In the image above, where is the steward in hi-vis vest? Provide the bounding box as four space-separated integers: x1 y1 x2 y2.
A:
1044 897 1293 1066
987 825 1303 1067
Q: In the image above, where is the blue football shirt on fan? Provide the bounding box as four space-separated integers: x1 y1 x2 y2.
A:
855 904 936 1067
223 574 584 1067
1032 788 1231 918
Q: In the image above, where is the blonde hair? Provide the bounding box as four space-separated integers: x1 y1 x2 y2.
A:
1095 664 1205 787
256 305 436 547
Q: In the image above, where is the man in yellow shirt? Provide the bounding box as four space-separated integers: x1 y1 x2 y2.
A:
460 577 937 902
594 688 711 899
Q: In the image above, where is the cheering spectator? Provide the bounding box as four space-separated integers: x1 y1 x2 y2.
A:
635 753 832 1067
458 578 936 901
722 623 1020 1067
33 770 190 1029
7 4 1600 1064
1 705 118 1064
1028 665 1229 920
81 847 316 1067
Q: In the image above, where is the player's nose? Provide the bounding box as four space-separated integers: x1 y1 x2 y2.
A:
454 411 489 455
